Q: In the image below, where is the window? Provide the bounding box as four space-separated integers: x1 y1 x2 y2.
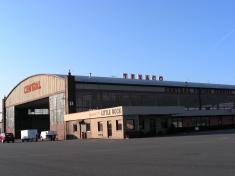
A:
126 120 135 130
139 119 145 130
172 121 178 128
73 124 78 132
161 120 168 128
172 119 183 128
116 120 122 131
98 122 103 132
86 123 91 132
178 121 183 127
28 109 49 115
189 88 194 94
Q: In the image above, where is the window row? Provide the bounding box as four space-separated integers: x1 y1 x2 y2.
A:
166 87 234 95
98 120 123 132
73 123 90 132
72 120 123 133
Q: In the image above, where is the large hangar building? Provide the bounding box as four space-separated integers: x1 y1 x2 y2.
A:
2 73 235 140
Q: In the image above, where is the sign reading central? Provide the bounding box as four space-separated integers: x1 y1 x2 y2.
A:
24 81 41 94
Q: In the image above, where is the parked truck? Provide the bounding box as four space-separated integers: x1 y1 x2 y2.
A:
21 129 38 142
40 131 57 141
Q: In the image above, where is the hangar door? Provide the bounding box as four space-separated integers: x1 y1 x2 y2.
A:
14 98 50 138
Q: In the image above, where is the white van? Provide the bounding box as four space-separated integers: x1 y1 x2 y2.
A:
40 131 57 141
21 129 38 142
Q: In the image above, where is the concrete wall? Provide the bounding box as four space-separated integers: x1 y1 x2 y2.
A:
89 116 124 139
66 116 124 139
66 120 81 139
51 123 65 140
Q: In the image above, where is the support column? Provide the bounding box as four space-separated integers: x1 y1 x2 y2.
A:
2 97 6 132
65 71 77 114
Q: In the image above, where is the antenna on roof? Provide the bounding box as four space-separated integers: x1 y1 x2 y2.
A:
68 70 71 76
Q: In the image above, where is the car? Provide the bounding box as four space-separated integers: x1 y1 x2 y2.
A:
0 133 15 143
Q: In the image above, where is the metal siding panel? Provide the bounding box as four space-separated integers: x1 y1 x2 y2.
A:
6 75 65 107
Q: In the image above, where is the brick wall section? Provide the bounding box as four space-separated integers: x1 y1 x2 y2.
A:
222 117 233 125
6 127 15 135
50 124 65 140
183 118 193 127
66 121 81 139
209 117 219 126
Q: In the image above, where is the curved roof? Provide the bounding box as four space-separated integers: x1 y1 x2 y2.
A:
5 74 65 107
74 75 235 90
6 74 65 100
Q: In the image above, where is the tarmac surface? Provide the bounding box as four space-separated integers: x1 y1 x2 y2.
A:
1 133 235 176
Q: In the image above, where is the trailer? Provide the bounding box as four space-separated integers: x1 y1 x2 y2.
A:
21 129 38 142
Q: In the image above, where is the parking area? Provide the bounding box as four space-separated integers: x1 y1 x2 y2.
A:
0 133 235 176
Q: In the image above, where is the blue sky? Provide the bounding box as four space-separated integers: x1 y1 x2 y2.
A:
0 0 235 99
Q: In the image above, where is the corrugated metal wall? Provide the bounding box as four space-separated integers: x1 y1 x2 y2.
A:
50 93 65 125
6 106 14 131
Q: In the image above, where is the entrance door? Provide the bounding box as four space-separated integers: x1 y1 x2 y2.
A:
107 121 112 138
80 123 86 139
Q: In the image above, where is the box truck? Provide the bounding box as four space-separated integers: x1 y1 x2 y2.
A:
21 129 38 142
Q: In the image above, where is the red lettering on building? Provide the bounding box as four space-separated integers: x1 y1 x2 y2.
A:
24 81 41 94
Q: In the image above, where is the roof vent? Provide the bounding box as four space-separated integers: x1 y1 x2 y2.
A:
159 76 164 81
68 70 71 76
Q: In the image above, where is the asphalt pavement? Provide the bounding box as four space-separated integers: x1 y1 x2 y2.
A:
0 133 235 176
